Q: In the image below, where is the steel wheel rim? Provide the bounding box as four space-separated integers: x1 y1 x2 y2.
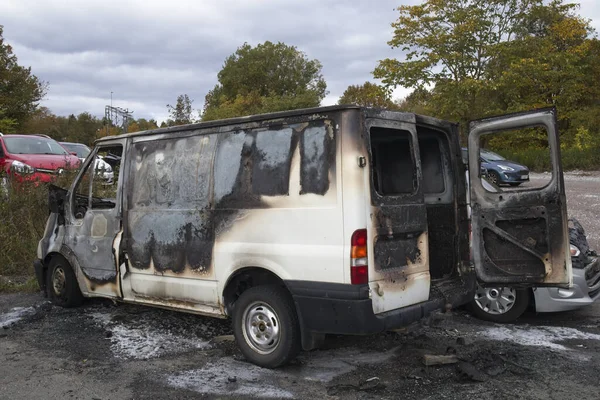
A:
52 267 66 296
474 285 516 315
241 301 281 355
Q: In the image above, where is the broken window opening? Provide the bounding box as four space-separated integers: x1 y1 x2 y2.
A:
370 127 417 196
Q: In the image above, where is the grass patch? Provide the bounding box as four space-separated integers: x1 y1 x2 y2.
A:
0 276 40 294
0 182 49 276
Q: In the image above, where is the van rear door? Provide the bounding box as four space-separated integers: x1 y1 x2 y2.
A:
364 115 431 314
468 108 572 287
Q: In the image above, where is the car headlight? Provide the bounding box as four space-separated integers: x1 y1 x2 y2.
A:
570 244 581 257
498 165 515 171
10 160 35 174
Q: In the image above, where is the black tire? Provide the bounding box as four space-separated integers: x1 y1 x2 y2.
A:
487 170 501 186
46 256 84 308
232 285 301 368
467 286 530 323
509 182 521 187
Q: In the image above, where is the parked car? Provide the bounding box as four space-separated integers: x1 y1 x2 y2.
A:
465 170 600 322
461 147 530 186
35 106 573 368
0 134 80 186
59 142 114 184
59 142 91 160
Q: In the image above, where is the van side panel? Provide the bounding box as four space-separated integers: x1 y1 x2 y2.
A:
213 118 345 296
122 134 220 310
340 109 368 284
122 116 345 314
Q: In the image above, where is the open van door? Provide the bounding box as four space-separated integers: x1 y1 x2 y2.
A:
364 115 431 314
468 108 572 287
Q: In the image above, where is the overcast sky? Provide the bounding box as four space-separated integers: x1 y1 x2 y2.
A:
3 0 599 124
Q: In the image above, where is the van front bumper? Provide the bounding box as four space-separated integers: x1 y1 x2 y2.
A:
285 281 447 336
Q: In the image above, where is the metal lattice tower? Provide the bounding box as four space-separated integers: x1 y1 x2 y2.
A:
104 105 133 136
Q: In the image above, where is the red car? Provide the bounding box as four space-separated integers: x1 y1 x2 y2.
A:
0 134 81 185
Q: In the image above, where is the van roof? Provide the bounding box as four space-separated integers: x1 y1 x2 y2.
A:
95 104 361 143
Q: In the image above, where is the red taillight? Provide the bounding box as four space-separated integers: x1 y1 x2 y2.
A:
351 229 368 285
351 265 368 285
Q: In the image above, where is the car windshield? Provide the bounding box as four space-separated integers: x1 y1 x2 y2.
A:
4 136 69 155
481 149 506 161
61 143 90 158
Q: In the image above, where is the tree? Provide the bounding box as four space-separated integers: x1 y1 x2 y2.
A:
202 41 328 121
0 25 47 129
374 0 600 149
338 82 399 109
166 94 195 126
373 0 544 134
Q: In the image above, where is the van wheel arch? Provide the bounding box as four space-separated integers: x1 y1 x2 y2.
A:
223 267 321 353
223 267 287 315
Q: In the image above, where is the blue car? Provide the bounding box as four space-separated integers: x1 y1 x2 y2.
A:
461 147 530 187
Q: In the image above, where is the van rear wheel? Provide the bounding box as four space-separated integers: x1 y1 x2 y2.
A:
232 285 300 368
46 256 83 308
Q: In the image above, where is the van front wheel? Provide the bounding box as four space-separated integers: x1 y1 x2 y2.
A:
46 256 83 308
232 285 301 368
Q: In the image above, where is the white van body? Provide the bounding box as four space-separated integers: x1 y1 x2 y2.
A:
35 106 572 367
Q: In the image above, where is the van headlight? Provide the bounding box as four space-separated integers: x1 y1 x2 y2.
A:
11 160 35 174
570 244 581 257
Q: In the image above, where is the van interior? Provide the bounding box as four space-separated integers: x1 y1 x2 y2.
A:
370 125 460 282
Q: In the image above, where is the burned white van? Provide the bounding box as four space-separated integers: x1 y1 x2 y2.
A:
34 106 572 368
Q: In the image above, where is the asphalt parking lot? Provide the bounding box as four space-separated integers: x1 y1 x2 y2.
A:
1 171 599 400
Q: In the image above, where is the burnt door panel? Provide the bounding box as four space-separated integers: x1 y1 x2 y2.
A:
64 141 126 297
365 117 430 314
468 108 572 287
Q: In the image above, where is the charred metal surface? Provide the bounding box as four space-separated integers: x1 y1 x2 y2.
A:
127 135 216 273
125 117 338 278
426 205 457 279
299 123 335 195
468 108 571 286
59 244 116 285
48 184 67 217
374 235 421 270
371 206 427 271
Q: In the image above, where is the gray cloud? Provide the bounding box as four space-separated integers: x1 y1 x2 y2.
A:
3 0 599 123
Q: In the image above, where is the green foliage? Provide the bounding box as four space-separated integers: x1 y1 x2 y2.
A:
166 94 195 126
21 108 104 145
127 118 159 133
495 146 600 172
375 0 600 154
0 182 49 277
338 81 399 109
202 41 327 121
0 25 47 129
0 110 17 134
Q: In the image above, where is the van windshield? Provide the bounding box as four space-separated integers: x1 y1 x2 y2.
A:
370 127 416 195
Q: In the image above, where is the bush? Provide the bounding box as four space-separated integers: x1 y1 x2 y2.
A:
495 147 600 172
0 182 49 277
